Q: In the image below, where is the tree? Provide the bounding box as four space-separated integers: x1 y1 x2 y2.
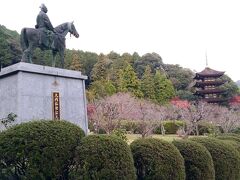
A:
80 51 98 87
154 70 175 104
121 98 167 137
0 25 21 68
88 93 136 134
210 105 240 133
164 64 194 91
221 74 239 103
107 51 121 61
121 52 134 65
134 52 164 79
140 65 155 100
88 80 116 100
132 100 159 137
117 63 143 97
91 53 111 81
180 101 214 137
69 51 81 71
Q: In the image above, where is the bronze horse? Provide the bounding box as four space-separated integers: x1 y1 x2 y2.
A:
20 22 79 68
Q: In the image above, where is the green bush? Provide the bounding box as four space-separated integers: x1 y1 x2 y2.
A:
216 134 240 143
0 120 85 179
219 133 240 138
231 127 240 134
216 134 240 154
163 120 185 134
121 121 139 133
73 135 136 180
218 140 240 154
153 120 185 134
191 137 240 180
173 140 215 180
198 122 219 135
189 122 221 136
111 128 127 142
130 138 185 180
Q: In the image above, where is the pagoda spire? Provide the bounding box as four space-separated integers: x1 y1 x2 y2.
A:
205 50 208 67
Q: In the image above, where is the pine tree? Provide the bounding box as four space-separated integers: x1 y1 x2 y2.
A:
118 63 143 97
91 54 109 81
154 70 175 104
141 65 155 100
89 80 116 99
116 69 126 92
69 51 81 71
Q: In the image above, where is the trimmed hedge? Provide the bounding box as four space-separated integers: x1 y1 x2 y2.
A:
191 137 240 180
162 120 185 134
73 135 136 180
173 140 215 180
130 138 185 180
197 122 221 135
218 140 240 154
216 134 240 143
0 120 85 179
121 120 186 134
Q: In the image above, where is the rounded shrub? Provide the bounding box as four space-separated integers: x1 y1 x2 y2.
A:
218 140 240 154
216 134 240 143
191 137 240 180
153 120 185 134
173 140 215 180
73 135 136 180
197 122 220 135
0 120 85 179
130 138 185 180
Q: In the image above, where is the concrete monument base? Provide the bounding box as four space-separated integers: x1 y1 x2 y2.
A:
0 62 88 134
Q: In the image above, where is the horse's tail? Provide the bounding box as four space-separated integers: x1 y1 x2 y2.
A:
20 28 28 51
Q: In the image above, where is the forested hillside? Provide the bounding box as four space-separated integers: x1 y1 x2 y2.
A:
0 25 239 104
0 25 22 68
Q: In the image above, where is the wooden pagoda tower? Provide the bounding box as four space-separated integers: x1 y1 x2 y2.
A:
193 67 226 103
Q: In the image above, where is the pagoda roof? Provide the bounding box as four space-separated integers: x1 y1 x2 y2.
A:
194 89 226 95
204 98 227 103
193 80 226 87
194 67 225 79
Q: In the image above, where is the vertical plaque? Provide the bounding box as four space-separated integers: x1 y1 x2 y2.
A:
52 92 60 120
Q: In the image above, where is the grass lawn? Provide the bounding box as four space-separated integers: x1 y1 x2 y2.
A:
126 134 183 144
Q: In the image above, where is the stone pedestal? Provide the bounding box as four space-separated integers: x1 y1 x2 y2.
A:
0 62 88 134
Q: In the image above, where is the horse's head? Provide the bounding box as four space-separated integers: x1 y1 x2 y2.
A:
68 22 79 38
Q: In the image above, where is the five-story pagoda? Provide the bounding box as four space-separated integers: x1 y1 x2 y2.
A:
193 67 226 103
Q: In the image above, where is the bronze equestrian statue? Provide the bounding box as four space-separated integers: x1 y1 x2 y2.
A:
20 4 79 68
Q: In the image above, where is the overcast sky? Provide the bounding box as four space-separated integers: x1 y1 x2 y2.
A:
0 0 240 81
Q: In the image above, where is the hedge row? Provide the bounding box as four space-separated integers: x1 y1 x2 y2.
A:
93 120 219 135
1 121 240 180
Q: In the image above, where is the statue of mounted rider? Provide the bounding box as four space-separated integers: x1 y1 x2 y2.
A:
20 4 79 68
